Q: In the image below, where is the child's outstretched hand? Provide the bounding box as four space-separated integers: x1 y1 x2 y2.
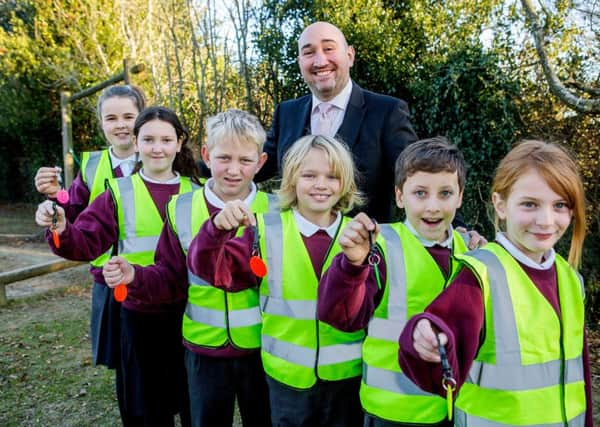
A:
338 212 379 265
413 318 448 363
35 200 66 234
213 200 255 231
34 166 62 198
103 256 135 288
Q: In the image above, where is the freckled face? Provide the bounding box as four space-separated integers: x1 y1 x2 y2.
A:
493 169 572 263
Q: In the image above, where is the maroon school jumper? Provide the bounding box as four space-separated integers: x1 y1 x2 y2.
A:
187 212 334 294
48 167 125 284
397 243 593 426
318 244 453 332
46 178 180 313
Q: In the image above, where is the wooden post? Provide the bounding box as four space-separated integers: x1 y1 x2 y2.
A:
0 259 85 306
60 91 74 188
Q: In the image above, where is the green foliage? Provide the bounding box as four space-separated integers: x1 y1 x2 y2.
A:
408 45 522 237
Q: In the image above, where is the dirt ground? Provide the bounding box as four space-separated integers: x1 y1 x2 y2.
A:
1 203 598 423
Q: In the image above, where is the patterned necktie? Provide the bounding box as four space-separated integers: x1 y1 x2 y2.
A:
313 103 334 137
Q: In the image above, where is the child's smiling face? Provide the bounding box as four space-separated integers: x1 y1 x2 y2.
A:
295 147 342 226
493 169 572 263
100 96 139 155
396 170 463 243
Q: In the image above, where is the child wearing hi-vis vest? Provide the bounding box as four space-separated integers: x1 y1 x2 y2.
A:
399 140 593 426
36 106 201 426
33 86 146 412
187 135 366 427
103 109 274 427
318 136 474 427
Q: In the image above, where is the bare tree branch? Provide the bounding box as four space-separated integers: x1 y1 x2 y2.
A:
521 0 600 113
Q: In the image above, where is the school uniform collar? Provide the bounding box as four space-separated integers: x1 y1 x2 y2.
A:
139 169 181 184
403 219 454 248
312 79 353 114
496 232 555 270
203 178 257 209
108 147 137 176
293 209 341 239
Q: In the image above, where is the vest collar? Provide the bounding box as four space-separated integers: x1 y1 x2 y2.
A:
203 178 257 209
108 147 137 175
139 169 180 184
292 209 341 238
496 232 555 270
403 219 454 248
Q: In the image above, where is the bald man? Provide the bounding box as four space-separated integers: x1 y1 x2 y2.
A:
257 21 418 222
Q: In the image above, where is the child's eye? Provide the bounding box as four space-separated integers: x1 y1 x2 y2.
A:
521 201 536 208
301 173 315 179
440 190 453 198
241 159 254 165
555 202 569 210
414 190 426 198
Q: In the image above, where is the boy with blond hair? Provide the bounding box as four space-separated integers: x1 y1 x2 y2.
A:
103 109 275 427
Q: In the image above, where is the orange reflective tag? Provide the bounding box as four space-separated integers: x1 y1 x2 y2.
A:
249 256 267 278
52 230 60 248
114 284 128 302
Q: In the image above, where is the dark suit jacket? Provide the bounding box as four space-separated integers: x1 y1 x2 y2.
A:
257 82 418 222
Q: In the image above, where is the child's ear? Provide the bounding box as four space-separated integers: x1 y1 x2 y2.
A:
201 145 210 168
256 152 268 173
395 186 404 209
457 189 464 209
492 192 506 220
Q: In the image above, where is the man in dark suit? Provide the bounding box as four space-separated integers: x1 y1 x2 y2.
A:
257 21 418 222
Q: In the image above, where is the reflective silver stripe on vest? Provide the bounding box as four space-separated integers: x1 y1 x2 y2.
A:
185 302 261 328
188 271 210 286
319 341 362 365
363 364 431 396
263 213 284 298
175 192 194 251
262 335 315 368
259 295 315 319
84 151 103 190
367 318 404 341
266 193 279 213
468 357 584 391
378 224 407 321
454 409 586 427
466 250 584 390
115 178 159 254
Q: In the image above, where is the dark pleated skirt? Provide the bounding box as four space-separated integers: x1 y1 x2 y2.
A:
90 282 121 368
119 304 189 420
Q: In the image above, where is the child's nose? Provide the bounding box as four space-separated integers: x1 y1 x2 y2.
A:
536 205 553 225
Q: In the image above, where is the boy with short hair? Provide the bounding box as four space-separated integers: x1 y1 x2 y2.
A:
103 109 274 427
317 136 470 426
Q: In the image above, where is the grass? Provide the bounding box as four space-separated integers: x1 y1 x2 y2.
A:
0 284 120 426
